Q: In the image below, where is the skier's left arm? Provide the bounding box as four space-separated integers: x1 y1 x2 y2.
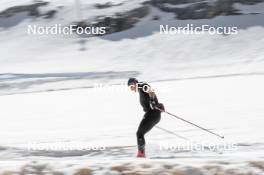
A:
147 86 165 111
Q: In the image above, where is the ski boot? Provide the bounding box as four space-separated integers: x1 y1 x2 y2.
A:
136 150 146 158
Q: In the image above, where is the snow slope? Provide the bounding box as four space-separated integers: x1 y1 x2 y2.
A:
0 25 264 95
0 0 264 95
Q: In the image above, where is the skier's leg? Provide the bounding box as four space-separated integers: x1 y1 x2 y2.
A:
136 111 161 152
136 117 148 152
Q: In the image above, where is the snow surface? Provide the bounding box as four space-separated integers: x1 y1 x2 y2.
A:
0 75 264 174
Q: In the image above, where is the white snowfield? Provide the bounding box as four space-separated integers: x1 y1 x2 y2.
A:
0 75 264 174
0 0 264 174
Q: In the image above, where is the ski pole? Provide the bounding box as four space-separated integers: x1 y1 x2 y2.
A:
155 126 190 141
156 107 225 139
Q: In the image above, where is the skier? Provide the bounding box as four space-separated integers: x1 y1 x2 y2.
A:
127 78 164 158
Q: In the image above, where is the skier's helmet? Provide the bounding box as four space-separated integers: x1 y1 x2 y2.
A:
127 78 138 86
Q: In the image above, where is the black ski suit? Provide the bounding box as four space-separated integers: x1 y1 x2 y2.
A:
136 83 162 152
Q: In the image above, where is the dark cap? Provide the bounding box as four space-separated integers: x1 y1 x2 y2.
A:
127 78 138 86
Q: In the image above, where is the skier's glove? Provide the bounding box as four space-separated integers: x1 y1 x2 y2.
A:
150 98 165 112
150 98 157 110
156 103 165 112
